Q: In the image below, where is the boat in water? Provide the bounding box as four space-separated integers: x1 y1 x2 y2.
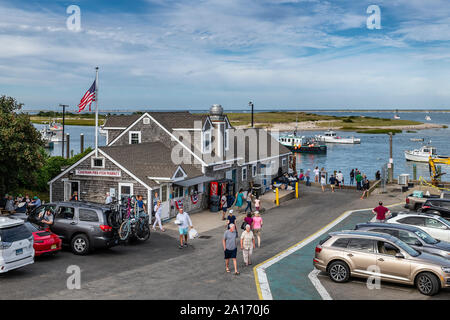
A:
404 145 447 162
278 134 326 154
410 138 424 142
425 115 432 121
394 109 400 119
40 120 63 142
315 131 361 144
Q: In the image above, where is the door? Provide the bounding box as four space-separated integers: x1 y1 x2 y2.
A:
51 205 78 243
160 184 170 221
118 183 133 202
376 241 411 282
344 238 377 275
64 181 80 201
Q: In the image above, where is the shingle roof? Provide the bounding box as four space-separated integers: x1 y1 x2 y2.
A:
102 114 141 128
100 142 203 188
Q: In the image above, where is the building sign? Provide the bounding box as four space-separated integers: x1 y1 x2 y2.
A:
213 163 232 171
75 169 121 177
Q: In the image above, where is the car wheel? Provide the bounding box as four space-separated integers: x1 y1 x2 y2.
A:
71 234 90 255
416 272 440 296
328 261 350 283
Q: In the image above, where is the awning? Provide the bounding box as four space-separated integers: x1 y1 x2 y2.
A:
174 175 216 187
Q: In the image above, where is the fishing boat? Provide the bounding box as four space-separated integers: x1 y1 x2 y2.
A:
404 145 442 162
394 109 400 119
410 138 424 142
315 131 361 144
40 123 63 142
425 115 431 121
278 134 327 154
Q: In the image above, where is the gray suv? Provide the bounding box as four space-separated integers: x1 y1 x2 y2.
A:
29 201 119 255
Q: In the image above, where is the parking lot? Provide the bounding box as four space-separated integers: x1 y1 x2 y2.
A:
1 187 449 300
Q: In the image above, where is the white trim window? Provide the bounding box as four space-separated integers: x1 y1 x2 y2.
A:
203 130 211 153
252 164 257 177
119 183 134 199
224 129 229 151
143 117 150 125
129 131 141 144
91 157 105 169
282 157 287 167
242 166 248 181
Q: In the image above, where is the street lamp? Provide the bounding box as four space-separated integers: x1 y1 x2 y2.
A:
249 101 254 128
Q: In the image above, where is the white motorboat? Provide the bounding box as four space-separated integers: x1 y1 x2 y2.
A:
425 115 431 121
404 145 438 162
315 131 361 144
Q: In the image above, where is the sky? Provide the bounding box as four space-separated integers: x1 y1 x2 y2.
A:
1 0 450 111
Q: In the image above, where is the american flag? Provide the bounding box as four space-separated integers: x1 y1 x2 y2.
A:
77 79 96 112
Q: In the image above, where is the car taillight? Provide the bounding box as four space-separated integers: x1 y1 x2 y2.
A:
100 225 112 232
422 206 430 209
315 245 322 253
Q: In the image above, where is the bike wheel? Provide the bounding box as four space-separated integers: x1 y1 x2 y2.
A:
108 211 122 229
136 219 150 241
119 221 131 241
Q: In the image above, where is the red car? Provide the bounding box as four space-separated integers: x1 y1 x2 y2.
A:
24 222 62 256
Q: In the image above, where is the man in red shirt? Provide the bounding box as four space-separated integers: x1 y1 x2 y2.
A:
372 202 391 222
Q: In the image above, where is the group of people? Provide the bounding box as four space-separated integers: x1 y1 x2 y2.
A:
0 193 42 213
220 189 261 220
222 207 264 275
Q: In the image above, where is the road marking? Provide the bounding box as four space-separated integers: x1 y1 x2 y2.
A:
308 269 332 300
253 202 403 300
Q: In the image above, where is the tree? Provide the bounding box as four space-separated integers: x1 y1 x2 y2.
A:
0 96 45 194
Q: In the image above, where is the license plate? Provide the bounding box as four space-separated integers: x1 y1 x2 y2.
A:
16 248 23 255
51 244 57 249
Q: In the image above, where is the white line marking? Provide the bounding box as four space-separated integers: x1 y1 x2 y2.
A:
308 269 332 300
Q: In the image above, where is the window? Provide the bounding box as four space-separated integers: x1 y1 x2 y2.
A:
0 224 32 243
242 166 248 181
161 185 168 202
282 157 287 167
398 217 425 226
143 118 150 125
91 157 105 168
203 131 211 153
119 183 133 200
224 129 229 150
79 209 99 222
425 218 447 229
347 238 375 253
129 131 141 144
173 186 183 198
57 206 75 220
331 238 350 248
377 241 400 256
252 164 257 177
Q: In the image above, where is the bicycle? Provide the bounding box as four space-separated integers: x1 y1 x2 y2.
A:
118 196 150 241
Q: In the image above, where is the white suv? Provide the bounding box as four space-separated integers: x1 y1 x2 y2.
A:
387 213 450 242
0 217 34 273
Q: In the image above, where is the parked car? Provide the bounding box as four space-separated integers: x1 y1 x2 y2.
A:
420 199 450 220
314 230 450 296
28 201 119 255
405 193 440 211
355 222 450 259
24 222 62 256
387 213 450 242
0 217 34 273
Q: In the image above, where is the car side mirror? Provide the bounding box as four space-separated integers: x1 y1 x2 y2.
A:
395 253 405 259
414 240 423 247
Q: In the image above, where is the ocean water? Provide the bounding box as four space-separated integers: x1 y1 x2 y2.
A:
33 111 450 182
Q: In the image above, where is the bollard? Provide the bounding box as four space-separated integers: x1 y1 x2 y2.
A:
295 182 299 198
276 188 279 206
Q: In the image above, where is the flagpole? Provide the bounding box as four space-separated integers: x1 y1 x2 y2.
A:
95 66 99 157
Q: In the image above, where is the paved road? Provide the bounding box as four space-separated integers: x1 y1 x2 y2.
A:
0 186 412 300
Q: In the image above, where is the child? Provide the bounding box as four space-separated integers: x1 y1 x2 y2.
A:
254 196 261 212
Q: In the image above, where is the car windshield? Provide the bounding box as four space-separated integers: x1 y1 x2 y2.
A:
414 229 438 244
0 224 32 243
437 216 450 227
393 238 420 257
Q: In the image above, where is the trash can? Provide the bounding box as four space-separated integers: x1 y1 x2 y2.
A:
401 186 409 193
252 184 262 198
408 182 414 188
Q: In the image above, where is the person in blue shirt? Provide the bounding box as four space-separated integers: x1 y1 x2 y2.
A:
136 195 147 217
32 196 41 207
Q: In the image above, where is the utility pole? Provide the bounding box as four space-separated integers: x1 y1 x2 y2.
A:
249 101 254 128
388 132 394 183
59 104 68 157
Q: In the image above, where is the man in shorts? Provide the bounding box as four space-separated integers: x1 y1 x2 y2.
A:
176 207 193 249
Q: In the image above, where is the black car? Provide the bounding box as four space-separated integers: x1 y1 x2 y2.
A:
28 201 120 255
420 199 450 220
355 222 450 260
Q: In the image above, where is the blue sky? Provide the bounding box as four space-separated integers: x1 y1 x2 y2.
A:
1 0 450 111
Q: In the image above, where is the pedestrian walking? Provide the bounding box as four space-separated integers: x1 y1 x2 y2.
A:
320 174 327 192
234 189 244 212
329 174 336 192
313 166 320 183
254 196 261 212
176 207 193 249
372 201 391 222
360 175 370 199
220 192 228 220
240 224 255 266
223 223 240 275
252 212 263 248
305 169 311 186
375 170 381 181
243 212 253 230
349 169 355 185
244 190 253 213
152 200 165 231
336 171 344 189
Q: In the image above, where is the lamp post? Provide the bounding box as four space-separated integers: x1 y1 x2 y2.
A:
249 101 254 128
59 104 68 157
